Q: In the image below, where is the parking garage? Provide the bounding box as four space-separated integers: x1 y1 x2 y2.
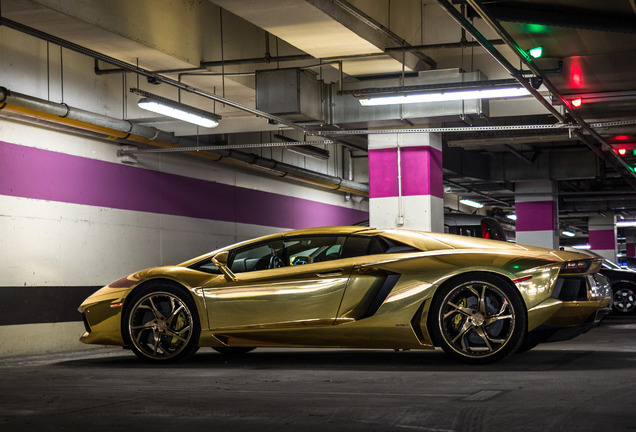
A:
1 0 636 430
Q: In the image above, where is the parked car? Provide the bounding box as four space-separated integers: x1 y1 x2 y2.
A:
79 226 611 365
562 247 636 315
617 256 636 271
444 214 513 241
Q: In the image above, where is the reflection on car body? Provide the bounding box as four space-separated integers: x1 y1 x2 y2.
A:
79 226 611 365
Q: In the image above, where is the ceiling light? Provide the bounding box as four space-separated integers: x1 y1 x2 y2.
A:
506 214 517 221
528 46 543 59
571 98 583 108
617 220 636 227
359 86 530 106
460 198 484 209
131 88 221 128
562 230 575 237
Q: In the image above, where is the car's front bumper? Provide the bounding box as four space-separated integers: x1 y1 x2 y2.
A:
78 287 130 346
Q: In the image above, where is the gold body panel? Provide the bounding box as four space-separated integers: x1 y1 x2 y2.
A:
78 227 610 352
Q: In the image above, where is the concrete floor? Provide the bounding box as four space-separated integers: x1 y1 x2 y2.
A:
1 316 635 432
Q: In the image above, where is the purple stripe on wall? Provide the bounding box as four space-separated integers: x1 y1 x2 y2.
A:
627 243 636 258
515 201 556 232
0 141 367 229
369 146 443 199
589 230 616 251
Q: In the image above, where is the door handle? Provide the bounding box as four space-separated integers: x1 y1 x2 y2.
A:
316 269 344 277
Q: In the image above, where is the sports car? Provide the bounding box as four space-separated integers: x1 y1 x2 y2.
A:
78 226 611 364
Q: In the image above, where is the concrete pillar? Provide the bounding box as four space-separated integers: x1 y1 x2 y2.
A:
368 133 443 232
589 213 617 262
515 180 558 249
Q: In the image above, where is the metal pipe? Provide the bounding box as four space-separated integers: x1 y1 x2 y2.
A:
0 86 368 196
94 54 315 75
384 39 505 52
200 54 313 69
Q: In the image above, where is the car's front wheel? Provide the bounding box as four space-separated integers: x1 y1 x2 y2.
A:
123 283 200 363
429 274 526 364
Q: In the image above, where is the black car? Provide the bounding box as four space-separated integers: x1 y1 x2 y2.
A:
563 248 636 315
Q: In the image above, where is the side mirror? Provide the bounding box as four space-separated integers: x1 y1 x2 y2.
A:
212 251 237 282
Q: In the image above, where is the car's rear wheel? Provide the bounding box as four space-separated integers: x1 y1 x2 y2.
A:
613 286 636 314
124 283 200 363
429 274 526 364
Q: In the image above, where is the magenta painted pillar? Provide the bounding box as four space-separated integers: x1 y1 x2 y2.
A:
589 213 617 262
368 133 444 232
515 180 558 248
627 233 636 258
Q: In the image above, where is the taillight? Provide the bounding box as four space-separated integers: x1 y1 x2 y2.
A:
560 260 592 274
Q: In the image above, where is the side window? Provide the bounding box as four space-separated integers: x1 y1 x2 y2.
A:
230 243 276 273
285 236 346 266
341 235 419 259
340 236 372 259
228 235 347 273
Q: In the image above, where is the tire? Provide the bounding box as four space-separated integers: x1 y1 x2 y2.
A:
123 282 200 363
212 347 256 355
613 286 636 315
429 273 527 365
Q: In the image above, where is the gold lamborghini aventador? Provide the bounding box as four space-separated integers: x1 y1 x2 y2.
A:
78 226 611 364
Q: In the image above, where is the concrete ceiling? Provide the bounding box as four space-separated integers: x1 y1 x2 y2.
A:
2 0 636 244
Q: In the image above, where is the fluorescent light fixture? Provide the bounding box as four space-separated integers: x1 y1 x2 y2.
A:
617 220 636 227
131 88 221 128
460 198 484 209
506 214 517 221
573 244 591 250
562 230 575 237
359 86 530 106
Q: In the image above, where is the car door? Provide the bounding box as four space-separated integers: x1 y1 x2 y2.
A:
202 235 353 330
